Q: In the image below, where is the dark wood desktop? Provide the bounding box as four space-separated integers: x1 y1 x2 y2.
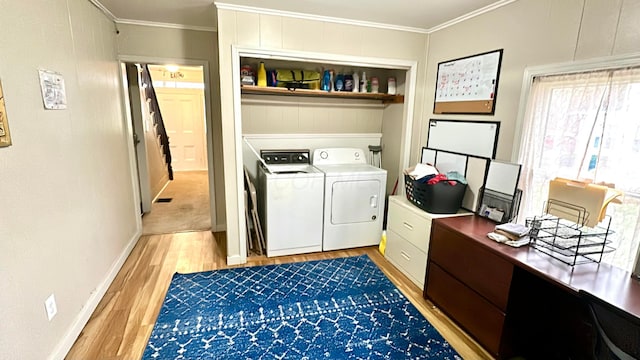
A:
424 215 640 359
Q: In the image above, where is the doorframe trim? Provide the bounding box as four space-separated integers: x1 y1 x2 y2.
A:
121 63 152 214
118 55 218 230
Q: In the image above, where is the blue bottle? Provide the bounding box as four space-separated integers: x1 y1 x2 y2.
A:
335 73 344 91
322 70 331 91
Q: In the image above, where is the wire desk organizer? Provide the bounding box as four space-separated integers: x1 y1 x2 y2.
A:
525 199 615 266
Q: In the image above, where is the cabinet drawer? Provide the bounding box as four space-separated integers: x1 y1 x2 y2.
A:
430 222 513 311
385 229 427 288
387 200 431 252
426 263 505 356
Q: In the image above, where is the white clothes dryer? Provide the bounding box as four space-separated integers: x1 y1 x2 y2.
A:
257 150 325 257
312 148 387 251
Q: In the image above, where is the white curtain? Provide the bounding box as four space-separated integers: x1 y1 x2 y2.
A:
518 67 640 271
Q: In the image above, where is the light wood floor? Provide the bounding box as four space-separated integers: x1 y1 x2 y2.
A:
65 231 493 360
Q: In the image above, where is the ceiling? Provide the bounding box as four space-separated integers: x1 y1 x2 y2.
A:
94 0 514 33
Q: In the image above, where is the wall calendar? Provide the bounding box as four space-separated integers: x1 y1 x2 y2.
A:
433 49 503 115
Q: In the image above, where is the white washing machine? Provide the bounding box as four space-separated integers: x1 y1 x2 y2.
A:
257 150 325 257
312 148 387 251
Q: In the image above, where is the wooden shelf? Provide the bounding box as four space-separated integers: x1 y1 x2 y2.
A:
241 85 404 104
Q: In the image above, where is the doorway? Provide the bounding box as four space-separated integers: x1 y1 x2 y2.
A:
122 61 214 235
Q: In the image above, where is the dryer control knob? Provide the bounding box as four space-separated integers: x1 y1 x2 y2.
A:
354 151 360 159
320 151 328 159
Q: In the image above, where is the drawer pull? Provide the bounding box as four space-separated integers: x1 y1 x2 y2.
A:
400 251 411 261
403 222 414 231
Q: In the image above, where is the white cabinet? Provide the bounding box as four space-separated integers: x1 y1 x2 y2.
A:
384 195 471 289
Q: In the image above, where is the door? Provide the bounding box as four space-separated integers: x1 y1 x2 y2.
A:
330 179 382 224
155 89 206 171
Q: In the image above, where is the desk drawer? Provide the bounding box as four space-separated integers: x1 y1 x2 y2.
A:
387 200 431 252
430 222 513 311
385 229 427 288
426 263 505 356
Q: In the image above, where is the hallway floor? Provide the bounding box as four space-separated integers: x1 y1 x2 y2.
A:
142 170 211 235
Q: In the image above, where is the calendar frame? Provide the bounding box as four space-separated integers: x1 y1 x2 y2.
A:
433 49 503 115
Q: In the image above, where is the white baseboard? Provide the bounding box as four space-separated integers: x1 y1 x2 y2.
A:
48 229 142 360
226 254 246 266
152 179 171 203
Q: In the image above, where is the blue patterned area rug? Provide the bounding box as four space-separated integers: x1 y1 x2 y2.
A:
142 255 461 359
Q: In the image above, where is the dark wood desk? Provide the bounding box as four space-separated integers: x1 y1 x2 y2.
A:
424 215 640 359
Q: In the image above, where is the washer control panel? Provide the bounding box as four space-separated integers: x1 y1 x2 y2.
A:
260 149 310 164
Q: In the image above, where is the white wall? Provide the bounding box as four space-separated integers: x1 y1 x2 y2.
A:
0 0 139 359
242 95 385 134
216 8 429 262
423 0 640 161
116 23 226 230
381 103 405 194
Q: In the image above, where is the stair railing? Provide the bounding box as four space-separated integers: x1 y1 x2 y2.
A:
139 64 173 180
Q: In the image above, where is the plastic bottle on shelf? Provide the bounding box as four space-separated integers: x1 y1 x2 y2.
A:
352 72 359 93
329 70 335 92
344 74 354 91
257 62 267 87
387 77 396 95
267 70 277 87
360 71 367 93
322 70 331 91
335 73 344 91
371 77 379 93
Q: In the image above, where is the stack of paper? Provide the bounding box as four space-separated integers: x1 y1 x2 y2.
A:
487 222 530 248
495 223 529 238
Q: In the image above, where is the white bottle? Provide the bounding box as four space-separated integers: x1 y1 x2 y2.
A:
329 70 335 92
360 71 367 93
387 77 396 95
352 72 359 93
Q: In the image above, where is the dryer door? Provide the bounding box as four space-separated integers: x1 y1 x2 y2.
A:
330 179 381 224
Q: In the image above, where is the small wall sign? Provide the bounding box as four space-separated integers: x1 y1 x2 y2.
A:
38 69 67 110
0 80 12 147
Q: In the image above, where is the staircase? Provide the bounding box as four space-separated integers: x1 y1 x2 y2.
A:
139 64 173 180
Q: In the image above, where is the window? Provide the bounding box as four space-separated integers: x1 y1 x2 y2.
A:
518 66 640 271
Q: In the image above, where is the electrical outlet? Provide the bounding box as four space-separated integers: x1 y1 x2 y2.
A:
44 294 57 321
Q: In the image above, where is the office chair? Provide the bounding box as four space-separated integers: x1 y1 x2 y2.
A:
579 290 640 360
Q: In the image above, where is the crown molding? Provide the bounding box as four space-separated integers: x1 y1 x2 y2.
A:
214 2 429 34
115 18 217 32
87 0 116 21
427 0 518 33
88 0 216 32
92 0 516 35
